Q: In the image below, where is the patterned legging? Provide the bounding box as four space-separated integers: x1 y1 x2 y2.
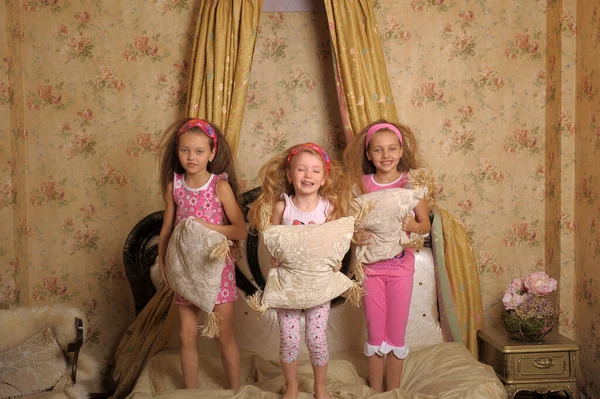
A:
277 302 330 366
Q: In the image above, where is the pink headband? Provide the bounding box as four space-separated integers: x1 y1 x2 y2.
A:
365 123 403 148
286 143 331 174
177 119 218 150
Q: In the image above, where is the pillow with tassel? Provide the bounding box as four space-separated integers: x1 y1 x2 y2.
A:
352 187 425 282
247 216 361 311
166 217 232 338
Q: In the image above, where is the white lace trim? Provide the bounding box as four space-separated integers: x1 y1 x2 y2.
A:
364 341 410 359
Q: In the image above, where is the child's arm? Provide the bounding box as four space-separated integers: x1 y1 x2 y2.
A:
270 200 285 225
401 198 431 234
158 182 176 290
196 180 247 240
269 200 285 267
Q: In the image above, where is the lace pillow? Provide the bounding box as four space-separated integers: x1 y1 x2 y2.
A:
0 328 69 398
249 216 359 310
166 217 232 337
353 188 424 267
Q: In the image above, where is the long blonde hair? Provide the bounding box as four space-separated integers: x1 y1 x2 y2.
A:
158 118 240 202
343 120 421 195
249 144 352 231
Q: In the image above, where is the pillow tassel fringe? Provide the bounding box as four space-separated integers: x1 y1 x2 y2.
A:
246 290 267 314
342 282 364 308
210 239 233 260
352 258 365 284
200 311 224 338
352 199 375 228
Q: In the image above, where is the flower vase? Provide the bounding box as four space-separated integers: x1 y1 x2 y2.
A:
501 310 556 341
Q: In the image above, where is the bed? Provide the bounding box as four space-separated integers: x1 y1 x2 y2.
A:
118 187 506 398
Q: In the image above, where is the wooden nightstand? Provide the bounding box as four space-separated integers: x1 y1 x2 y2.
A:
478 327 580 398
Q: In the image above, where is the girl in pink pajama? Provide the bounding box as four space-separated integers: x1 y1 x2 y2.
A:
344 121 431 393
249 143 352 399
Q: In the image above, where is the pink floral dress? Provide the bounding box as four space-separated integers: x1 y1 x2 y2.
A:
172 172 238 306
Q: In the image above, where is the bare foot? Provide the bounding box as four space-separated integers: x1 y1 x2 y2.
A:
283 383 298 399
314 383 331 399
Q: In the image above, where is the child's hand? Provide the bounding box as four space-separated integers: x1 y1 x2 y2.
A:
402 216 419 233
354 229 372 246
159 263 172 291
333 262 342 272
270 256 281 268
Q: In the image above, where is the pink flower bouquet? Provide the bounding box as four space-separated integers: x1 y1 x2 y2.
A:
501 271 558 341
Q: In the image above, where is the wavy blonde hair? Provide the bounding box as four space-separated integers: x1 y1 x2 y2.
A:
249 144 353 231
343 120 421 195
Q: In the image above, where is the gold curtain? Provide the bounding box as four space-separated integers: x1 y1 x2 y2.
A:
187 0 263 157
111 285 177 398
323 0 399 140
438 208 485 358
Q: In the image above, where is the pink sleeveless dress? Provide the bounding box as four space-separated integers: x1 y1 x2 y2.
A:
172 172 238 306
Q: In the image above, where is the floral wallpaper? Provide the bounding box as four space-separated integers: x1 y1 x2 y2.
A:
0 0 597 395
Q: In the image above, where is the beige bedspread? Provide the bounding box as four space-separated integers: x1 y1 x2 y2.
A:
127 343 505 399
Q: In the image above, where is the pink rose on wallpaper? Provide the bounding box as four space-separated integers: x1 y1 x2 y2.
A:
112 80 125 92
78 109 94 120
493 77 504 88
134 36 150 52
173 60 188 73
457 199 473 212
75 12 90 24
56 24 68 36
513 221 536 241
99 65 115 82
68 33 92 56
37 85 54 101
421 82 436 97
461 10 475 22
40 181 65 201
270 107 286 120
514 33 531 50
246 91 256 105
268 12 285 24
524 271 557 295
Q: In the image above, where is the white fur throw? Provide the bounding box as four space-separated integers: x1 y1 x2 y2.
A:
353 188 424 266
166 217 232 337
249 217 359 311
0 305 99 399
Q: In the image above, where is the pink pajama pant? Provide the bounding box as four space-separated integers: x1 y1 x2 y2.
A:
277 302 330 366
363 274 413 358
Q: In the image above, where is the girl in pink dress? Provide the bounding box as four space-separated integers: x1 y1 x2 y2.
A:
157 118 246 390
344 121 431 393
249 143 352 399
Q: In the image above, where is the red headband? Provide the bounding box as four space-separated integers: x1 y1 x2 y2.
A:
365 123 403 147
286 143 331 174
177 119 218 150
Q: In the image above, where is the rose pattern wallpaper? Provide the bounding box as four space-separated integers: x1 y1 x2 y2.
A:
0 0 598 395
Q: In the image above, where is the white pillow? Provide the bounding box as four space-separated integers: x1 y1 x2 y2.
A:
166 217 232 337
248 217 360 310
353 188 424 266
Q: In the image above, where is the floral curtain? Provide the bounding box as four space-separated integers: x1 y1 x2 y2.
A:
187 0 263 156
323 0 399 141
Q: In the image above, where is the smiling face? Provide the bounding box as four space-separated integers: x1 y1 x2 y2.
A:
286 151 326 197
177 131 215 176
366 130 403 175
